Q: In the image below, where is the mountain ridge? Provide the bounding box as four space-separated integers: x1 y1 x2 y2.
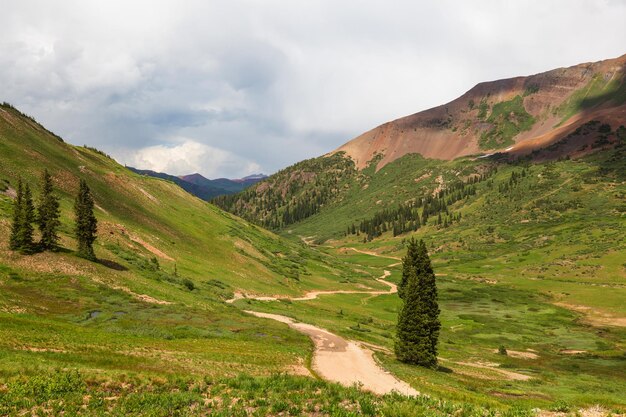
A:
128 168 267 200
334 53 626 170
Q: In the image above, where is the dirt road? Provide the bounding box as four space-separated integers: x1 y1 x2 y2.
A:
230 265 418 395
245 310 418 396
226 271 396 304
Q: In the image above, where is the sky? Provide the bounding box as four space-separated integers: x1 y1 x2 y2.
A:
1 1 625 178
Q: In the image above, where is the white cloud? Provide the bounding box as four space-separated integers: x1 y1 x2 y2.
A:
1 0 624 177
129 139 261 179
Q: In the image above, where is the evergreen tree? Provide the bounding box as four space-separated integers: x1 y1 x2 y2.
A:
395 266 433 365
16 183 36 253
74 179 98 260
398 237 419 299
416 239 441 363
9 178 23 250
395 239 441 367
37 169 61 250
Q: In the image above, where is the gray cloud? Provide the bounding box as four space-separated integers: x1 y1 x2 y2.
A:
1 0 624 178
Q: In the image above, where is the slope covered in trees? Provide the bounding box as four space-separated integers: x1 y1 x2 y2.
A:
213 153 357 230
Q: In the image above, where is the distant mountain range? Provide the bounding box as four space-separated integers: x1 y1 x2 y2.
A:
127 167 267 200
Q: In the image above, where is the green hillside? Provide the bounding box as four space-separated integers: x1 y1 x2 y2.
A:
0 103 404 415
220 119 626 408
2 100 625 414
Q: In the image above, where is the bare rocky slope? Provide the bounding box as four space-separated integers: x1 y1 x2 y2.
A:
334 54 626 169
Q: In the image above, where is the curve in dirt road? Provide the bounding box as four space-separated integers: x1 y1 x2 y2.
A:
345 247 401 261
245 310 418 396
230 269 418 396
226 271 396 304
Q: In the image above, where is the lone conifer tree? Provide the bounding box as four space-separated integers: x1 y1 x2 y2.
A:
416 239 441 363
74 179 98 260
395 238 441 367
37 169 61 250
9 178 24 250
398 237 420 299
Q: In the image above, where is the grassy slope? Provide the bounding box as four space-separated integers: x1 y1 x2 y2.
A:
0 105 384 393
2 101 625 414
234 143 626 408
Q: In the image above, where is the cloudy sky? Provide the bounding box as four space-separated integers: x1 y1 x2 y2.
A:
1 1 625 178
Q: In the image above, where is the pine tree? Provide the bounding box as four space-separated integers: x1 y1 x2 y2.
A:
37 169 61 250
17 183 36 254
74 179 98 260
416 239 441 364
398 237 419 299
395 265 432 364
395 239 441 367
9 178 23 250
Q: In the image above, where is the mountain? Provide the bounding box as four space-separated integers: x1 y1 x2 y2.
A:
128 169 267 200
2 63 625 411
126 167 231 200
216 55 626 233
336 54 626 169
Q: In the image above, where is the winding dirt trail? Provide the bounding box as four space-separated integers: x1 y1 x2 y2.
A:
244 309 417 396
226 271 396 304
344 247 401 261
229 269 417 395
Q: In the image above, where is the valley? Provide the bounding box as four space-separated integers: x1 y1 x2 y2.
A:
1 52 625 416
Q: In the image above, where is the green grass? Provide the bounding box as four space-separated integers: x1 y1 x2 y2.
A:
479 95 536 150
256 144 626 408
2 102 626 413
556 73 626 125
0 104 383 411
1 370 549 417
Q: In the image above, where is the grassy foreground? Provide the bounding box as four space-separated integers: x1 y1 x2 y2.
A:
1 370 574 417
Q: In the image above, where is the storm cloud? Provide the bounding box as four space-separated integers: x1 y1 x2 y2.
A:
1 0 624 177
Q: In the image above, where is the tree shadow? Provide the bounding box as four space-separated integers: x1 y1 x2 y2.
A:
51 246 73 254
97 259 128 271
436 365 454 374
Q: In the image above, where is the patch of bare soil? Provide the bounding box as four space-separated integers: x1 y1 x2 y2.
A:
559 349 587 355
455 361 531 381
128 234 174 261
342 247 401 261
286 358 312 377
1 186 16 198
91 276 173 305
136 186 158 203
226 271 396 304
432 175 445 197
554 302 626 327
19 346 67 353
491 349 538 359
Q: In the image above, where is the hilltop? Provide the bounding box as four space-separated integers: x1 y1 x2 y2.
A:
335 54 626 169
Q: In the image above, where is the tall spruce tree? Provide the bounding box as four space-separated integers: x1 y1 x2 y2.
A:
74 179 98 260
398 237 420 299
16 183 36 254
395 265 433 365
416 239 441 364
9 178 23 250
395 238 441 367
37 169 61 250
